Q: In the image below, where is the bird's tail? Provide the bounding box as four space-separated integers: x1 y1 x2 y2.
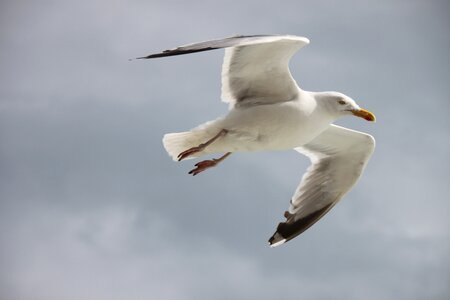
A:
162 130 210 161
162 118 227 161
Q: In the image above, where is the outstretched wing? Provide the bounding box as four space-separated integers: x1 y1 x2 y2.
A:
220 35 308 107
138 35 309 108
269 125 375 247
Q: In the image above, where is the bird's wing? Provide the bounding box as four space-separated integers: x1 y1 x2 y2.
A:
220 35 308 107
138 35 309 108
269 125 375 247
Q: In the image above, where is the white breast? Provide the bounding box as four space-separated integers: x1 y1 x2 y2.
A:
215 97 333 152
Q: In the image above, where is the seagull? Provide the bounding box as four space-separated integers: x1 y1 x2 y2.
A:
138 35 376 247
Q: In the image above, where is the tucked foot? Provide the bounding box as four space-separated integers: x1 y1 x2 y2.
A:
188 152 232 176
188 159 219 176
177 129 229 161
177 146 204 161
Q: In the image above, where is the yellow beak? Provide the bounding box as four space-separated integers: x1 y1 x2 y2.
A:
352 108 376 122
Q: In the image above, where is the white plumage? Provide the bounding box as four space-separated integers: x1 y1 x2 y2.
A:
140 35 376 247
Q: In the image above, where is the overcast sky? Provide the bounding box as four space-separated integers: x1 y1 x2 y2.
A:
1 0 449 299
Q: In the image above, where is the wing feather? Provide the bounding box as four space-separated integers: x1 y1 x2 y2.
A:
137 35 277 59
220 36 309 107
269 125 375 247
138 34 309 108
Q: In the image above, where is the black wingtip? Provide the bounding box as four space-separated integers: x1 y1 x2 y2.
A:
135 47 220 60
135 34 289 61
128 56 150 61
268 234 278 245
269 202 336 245
268 231 287 247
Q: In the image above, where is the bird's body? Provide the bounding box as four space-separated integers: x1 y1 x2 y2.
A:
165 91 333 156
219 92 325 151
140 35 376 247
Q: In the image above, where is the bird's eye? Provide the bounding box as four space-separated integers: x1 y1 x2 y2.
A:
338 100 346 105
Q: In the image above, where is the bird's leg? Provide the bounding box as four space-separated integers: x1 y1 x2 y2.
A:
177 129 228 161
188 152 232 176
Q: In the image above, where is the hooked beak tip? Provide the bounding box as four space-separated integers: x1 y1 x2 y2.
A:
352 108 376 122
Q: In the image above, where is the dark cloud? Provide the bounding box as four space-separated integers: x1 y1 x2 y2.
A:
1 0 449 299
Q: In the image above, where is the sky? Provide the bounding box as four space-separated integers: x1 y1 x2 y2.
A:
1 0 449 299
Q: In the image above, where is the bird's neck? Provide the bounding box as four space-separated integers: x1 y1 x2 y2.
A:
311 92 340 121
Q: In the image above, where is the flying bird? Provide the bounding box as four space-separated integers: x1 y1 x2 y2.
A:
139 35 376 247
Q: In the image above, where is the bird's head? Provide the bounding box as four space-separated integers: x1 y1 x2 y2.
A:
318 92 376 122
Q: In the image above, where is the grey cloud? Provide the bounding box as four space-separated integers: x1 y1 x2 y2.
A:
1 0 449 299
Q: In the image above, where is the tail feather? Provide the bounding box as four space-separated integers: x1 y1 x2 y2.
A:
162 130 209 161
162 117 226 160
